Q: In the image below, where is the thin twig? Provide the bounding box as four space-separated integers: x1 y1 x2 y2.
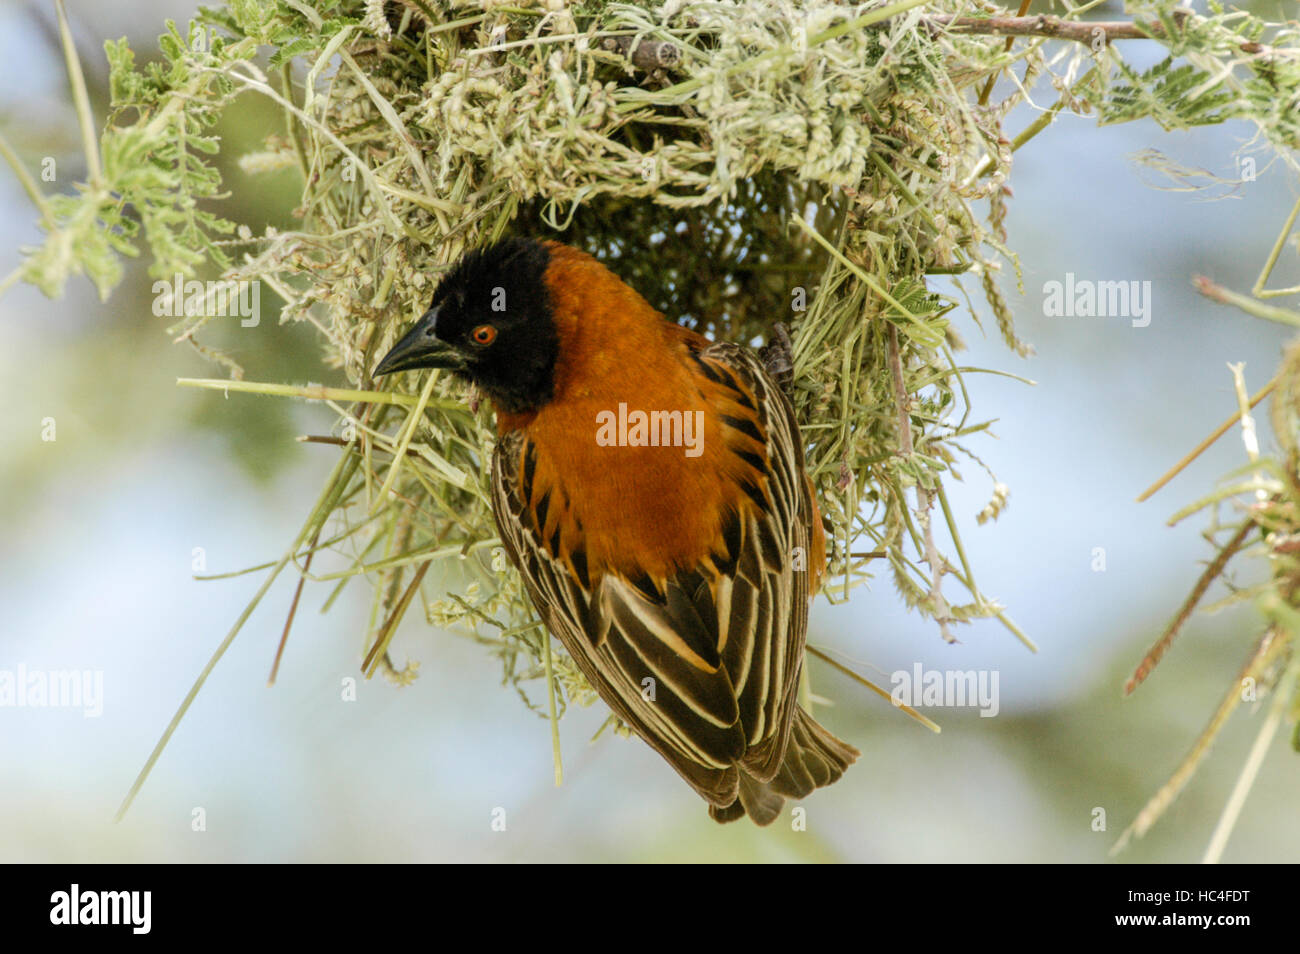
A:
1136 375 1278 503
969 67 1098 183
807 646 941 733
887 325 955 642
1124 519 1257 695
361 560 431 677
930 11 1192 46
299 434 425 456
541 630 564 786
936 10 1278 58
54 0 101 186
1203 647 1299 863
372 371 440 514
116 448 361 821
177 376 450 408
1252 197 1300 299
268 524 321 685
1112 627 1290 855
1195 276 1300 328
976 0 1033 107
0 132 54 227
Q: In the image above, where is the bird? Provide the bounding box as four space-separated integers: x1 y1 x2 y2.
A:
373 238 858 824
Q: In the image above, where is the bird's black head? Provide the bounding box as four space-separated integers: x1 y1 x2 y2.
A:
373 239 558 414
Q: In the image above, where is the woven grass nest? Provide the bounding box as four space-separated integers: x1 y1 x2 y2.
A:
194 0 1034 716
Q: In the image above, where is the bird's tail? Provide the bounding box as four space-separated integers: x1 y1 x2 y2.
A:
708 707 859 826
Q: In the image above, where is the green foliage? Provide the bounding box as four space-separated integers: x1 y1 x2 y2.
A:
18 20 249 300
1098 1 1300 150
1100 59 1239 130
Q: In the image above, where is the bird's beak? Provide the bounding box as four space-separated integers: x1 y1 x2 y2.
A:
373 305 465 377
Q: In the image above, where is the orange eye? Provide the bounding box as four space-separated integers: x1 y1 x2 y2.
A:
470 324 497 346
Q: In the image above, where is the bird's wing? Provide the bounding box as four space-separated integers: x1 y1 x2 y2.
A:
686 339 816 781
490 339 818 804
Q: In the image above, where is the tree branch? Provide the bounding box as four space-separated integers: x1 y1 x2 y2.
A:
594 10 1278 76
928 11 1194 46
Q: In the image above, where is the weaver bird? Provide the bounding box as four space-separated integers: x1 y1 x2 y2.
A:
374 239 858 824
